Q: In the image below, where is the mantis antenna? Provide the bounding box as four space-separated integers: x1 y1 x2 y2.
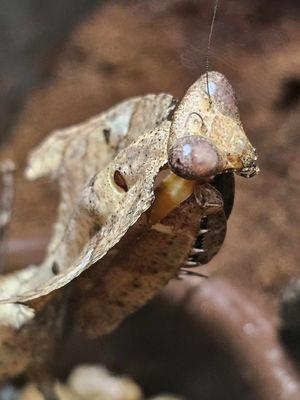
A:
206 0 220 104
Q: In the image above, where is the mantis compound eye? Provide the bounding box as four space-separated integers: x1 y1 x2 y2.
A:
168 136 221 180
205 72 239 120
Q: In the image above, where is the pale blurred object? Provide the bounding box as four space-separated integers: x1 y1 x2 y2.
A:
68 365 142 400
17 364 183 400
19 382 80 400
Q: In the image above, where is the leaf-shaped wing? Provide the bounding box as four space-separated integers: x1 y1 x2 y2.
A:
0 94 176 307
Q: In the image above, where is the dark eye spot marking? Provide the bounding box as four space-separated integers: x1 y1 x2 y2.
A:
52 262 60 275
103 128 111 144
114 170 128 192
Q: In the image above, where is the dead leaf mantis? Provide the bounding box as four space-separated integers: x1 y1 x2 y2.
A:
0 1 259 394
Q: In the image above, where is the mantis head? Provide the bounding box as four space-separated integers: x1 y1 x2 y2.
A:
168 71 259 180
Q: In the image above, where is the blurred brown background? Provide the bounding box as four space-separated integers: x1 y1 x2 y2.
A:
0 1 300 399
